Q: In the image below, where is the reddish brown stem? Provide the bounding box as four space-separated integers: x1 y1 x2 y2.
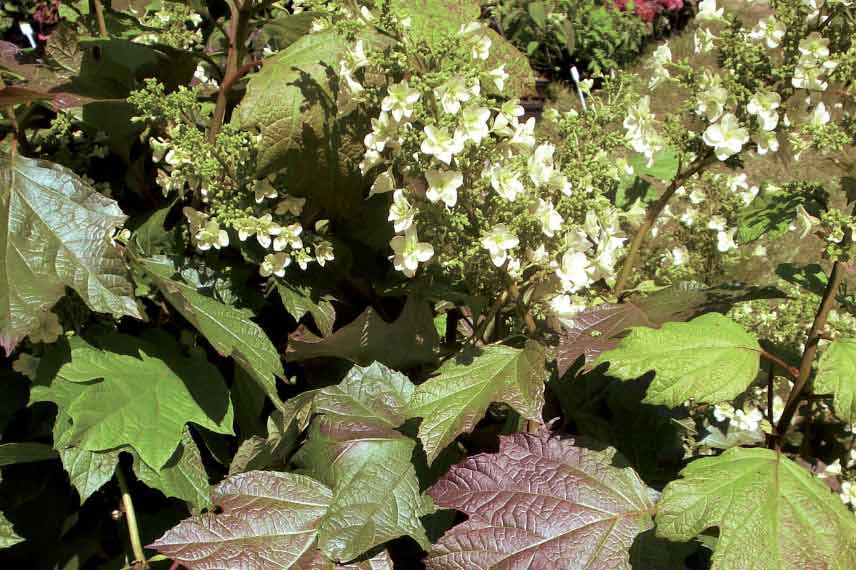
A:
759 350 800 380
208 3 252 143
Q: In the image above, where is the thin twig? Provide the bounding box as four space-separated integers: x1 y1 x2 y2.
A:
208 3 252 142
92 0 108 37
613 152 716 295
116 466 149 569
759 350 800 380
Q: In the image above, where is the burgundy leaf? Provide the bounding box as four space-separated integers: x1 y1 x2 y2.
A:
427 431 654 570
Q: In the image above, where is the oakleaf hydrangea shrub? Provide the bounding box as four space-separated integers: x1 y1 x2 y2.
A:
0 1 855 569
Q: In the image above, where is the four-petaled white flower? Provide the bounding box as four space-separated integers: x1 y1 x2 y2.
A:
420 125 465 164
534 198 564 238
754 130 780 155
696 74 729 122
648 44 672 89
260 252 291 277
425 169 463 208
810 102 830 126
315 241 335 267
528 143 556 187
696 0 724 21
489 164 524 202
481 224 519 267
389 189 416 232
703 113 749 160
275 195 306 216
183 206 208 235
694 27 717 54
838 480 856 507
716 228 737 252
253 178 277 203
486 65 508 92
369 168 397 198
196 220 229 251
253 214 282 249
390 226 434 277
274 223 303 251
747 91 781 131
749 17 786 48
364 111 398 152
509 116 537 148
472 34 491 60
436 76 479 115
381 80 420 122
556 250 593 293
460 105 491 144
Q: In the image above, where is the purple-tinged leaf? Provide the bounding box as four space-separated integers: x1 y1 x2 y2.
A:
557 282 784 376
150 471 333 570
427 431 654 570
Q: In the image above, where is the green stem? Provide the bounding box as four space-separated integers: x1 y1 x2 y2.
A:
613 152 715 295
116 466 148 569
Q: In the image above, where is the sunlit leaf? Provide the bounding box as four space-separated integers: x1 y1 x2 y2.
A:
657 447 856 569
427 431 654 569
815 337 856 424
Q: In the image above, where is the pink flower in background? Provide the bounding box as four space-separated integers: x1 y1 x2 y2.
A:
614 0 685 22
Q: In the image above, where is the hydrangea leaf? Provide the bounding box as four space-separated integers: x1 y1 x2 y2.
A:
150 470 333 570
137 256 285 410
277 281 336 337
0 152 141 353
595 313 761 407
426 431 654 569
57 335 234 470
0 510 23 550
407 341 546 464
0 442 58 466
286 296 438 370
738 182 827 243
558 282 783 376
656 447 856 569
132 428 212 511
295 362 433 562
53 412 120 504
815 337 856 424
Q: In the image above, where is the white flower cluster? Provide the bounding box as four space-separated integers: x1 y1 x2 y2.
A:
355 20 625 296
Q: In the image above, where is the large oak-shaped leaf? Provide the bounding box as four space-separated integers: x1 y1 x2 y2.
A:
656 447 856 569
151 470 332 569
595 313 761 407
427 431 654 569
0 152 140 352
287 295 438 370
57 335 233 470
137 257 285 409
407 341 546 464
557 282 783 376
814 337 856 424
295 362 433 562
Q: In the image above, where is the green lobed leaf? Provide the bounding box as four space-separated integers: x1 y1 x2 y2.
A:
815 338 856 424
0 152 141 353
295 362 433 562
407 341 546 464
427 431 655 569
286 295 438 370
737 183 827 243
53 411 120 504
278 281 336 337
595 313 761 407
0 510 23 550
57 334 234 470
656 447 856 569
137 256 285 410
132 428 211 511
